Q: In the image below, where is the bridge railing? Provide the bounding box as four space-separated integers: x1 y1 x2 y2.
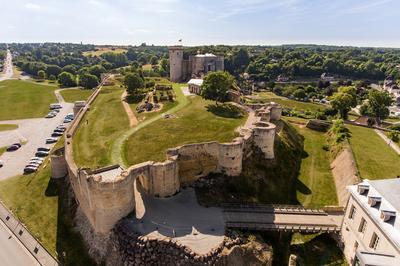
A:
222 203 328 215
225 222 341 233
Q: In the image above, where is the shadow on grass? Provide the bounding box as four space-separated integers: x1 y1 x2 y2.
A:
126 93 145 104
206 103 245 119
290 233 346 265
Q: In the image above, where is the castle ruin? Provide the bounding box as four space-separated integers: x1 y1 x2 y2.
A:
169 45 224 82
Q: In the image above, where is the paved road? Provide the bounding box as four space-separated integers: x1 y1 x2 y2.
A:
0 219 39 266
0 50 13 81
0 95 73 180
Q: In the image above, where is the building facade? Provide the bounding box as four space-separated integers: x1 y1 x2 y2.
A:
169 45 224 82
341 179 400 266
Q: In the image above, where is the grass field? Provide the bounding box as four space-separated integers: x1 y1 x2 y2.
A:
59 88 93 103
0 80 57 120
83 47 127 57
73 86 130 168
347 125 400 180
0 162 94 265
255 91 328 112
0 146 6 156
287 119 338 207
0 124 18 131
124 95 247 165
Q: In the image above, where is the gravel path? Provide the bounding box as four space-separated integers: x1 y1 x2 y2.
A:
0 50 13 82
121 90 138 127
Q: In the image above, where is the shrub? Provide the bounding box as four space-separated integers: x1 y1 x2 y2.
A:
388 131 399 142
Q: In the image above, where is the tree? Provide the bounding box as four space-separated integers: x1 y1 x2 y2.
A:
150 56 158 65
330 88 357 119
79 73 99 89
293 89 306 99
124 73 144 95
366 90 393 121
89 65 106 79
58 72 77 87
37 70 46 79
201 71 234 104
45 65 62 77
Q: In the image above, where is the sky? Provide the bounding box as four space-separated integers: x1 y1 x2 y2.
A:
1 0 400 48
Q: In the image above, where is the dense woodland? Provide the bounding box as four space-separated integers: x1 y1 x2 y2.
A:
2 43 400 89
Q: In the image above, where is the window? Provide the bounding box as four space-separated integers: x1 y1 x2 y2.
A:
369 233 379 250
358 218 367 233
349 205 357 219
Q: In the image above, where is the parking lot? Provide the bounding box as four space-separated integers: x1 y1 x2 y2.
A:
0 101 73 180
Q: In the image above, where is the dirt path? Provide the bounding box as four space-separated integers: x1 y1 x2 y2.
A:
330 147 359 207
121 90 138 127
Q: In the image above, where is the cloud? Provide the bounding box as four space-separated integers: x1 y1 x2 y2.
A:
341 0 394 14
88 0 105 7
24 2 41 10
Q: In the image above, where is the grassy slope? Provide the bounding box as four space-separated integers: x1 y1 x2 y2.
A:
124 95 247 165
348 125 400 180
83 48 126 57
256 91 327 112
0 162 95 265
0 124 18 131
0 80 57 120
59 89 93 103
0 146 6 156
73 86 130 168
294 124 338 208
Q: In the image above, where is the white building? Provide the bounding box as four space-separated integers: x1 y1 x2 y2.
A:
341 178 400 266
187 78 203 95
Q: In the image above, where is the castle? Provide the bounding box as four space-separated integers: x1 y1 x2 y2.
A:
169 45 224 82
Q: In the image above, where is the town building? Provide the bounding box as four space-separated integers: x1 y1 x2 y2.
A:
383 76 400 106
187 78 203 94
341 178 400 266
169 45 224 82
320 72 335 82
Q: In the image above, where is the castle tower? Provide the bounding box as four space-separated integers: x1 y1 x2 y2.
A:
169 46 183 82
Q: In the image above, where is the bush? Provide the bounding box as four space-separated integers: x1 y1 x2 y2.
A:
328 119 351 143
388 131 399 142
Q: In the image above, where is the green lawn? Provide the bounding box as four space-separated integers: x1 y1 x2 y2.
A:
290 119 338 207
123 95 247 165
0 124 18 131
256 92 327 112
0 80 57 120
348 125 400 180
0 163 95 265
0 146 6 156
73 86 130 168
59 88 93 103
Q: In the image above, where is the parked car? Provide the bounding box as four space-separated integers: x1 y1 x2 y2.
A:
28 160 43 165
24 167 37 174
55 127 66 132
50 103 62 110
12 143 22 148
45 113 56 118
57 124 66 130
35 151 49 157
37 147 51 152
0 160 3 168
52 132 63 137
63 118 72 123
6 144 20 151
46 137 58 144
26 162 40 168
30 158 44 164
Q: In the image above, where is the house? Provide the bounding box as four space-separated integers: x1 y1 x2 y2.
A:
276 74 290 82
187 79 203 94
341 178 400 266
321 72 335 82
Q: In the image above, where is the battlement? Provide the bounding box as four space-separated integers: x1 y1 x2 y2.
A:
55 101 282 234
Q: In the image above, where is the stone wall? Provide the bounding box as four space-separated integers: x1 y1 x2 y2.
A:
58 94 282 236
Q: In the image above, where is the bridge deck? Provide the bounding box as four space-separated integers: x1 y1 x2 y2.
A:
223 205 344 233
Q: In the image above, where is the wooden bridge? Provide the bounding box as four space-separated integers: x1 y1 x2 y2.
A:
223 204 344 233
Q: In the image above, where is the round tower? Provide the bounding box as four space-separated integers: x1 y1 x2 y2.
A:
51 148 68 179
169 46 183 82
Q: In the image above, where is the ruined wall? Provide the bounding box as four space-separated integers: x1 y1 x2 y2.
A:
51 148 68 179
64 100 281 236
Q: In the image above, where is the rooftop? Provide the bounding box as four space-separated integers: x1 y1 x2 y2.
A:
348 178 400 251
195 53 217 58
188 79 203 86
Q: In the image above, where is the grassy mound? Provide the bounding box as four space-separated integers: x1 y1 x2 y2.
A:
124 96 247 165
59 88 93 103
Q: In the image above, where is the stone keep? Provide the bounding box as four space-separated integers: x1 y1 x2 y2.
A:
169 46 184 83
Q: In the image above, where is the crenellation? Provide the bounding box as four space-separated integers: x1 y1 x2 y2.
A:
56 101 282 235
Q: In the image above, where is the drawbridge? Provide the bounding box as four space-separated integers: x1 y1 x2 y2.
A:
223 204 344 233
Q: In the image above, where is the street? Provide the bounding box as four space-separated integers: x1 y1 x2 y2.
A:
0 50 14 81
0 219 39 266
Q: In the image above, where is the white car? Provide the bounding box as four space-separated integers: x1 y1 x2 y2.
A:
46 137 58 144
